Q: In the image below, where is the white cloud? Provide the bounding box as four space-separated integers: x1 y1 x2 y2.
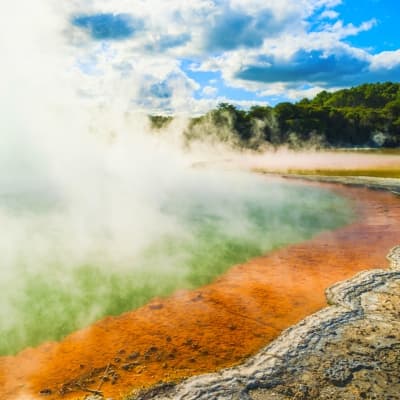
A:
320 19 377 38
370 50 400 71
193 14 386 101
64 0 355 108
5 0 396 113
319 10 339 19
202 86 218 97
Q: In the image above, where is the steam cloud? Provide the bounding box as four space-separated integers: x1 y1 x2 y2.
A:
0 1 353 356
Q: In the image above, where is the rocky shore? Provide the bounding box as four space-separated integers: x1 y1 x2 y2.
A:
138 245 400 400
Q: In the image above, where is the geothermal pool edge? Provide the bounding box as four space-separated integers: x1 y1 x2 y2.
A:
134 176 400 400
1 177 400 400
139 244 400 399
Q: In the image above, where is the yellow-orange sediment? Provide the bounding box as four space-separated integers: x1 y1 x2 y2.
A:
1 181 400 400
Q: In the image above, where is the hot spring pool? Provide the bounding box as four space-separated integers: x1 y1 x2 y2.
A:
0 172 353 356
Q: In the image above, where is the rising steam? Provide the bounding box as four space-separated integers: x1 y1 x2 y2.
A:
0 1 354 356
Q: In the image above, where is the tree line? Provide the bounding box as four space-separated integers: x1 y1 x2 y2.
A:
150 82 400 149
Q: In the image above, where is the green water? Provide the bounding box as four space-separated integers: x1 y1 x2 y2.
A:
0 175 354 355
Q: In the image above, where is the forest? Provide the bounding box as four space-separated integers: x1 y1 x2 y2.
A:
150 82 400 149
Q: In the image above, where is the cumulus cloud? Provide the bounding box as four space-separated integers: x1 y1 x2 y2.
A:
318 10 339 19
18 0 399 112
196 13 398 99
370 50 400 71
236 50 369 84
203 7 292 52
72 13 141 41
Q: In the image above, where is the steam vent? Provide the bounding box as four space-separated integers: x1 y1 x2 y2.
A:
1 181 400 400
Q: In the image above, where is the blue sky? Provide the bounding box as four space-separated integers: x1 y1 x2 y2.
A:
336 0 399 52
68 0 400 114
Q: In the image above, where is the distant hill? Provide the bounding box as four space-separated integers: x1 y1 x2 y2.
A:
309 82 400 109
150 82 400 149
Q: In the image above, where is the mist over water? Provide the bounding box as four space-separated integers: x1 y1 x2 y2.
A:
0 171 353 356
0 1 354 356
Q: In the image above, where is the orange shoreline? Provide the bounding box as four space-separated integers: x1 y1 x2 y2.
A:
1 180 400 400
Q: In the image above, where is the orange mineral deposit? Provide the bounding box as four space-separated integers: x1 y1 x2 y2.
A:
1 181 399 400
